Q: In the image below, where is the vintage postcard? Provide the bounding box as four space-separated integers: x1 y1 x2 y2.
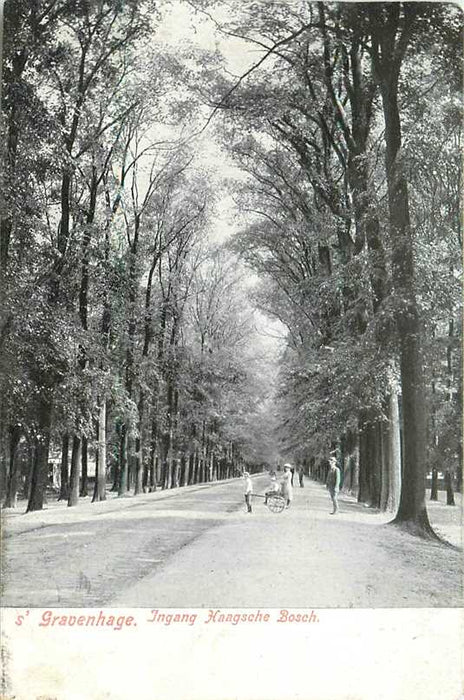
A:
1 1 462 698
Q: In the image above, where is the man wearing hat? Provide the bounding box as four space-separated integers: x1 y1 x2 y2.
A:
326 453 341 514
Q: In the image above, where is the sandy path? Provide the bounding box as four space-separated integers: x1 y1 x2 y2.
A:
113 480 462 608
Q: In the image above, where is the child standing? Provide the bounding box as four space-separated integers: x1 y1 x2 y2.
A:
243 471 253 513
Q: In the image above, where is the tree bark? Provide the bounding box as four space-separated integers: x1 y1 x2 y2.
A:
58 433 69 501
118 424 128 496
358 424 370 504
430 468 438 501
134 392 145 496
369 4 435 535
23 440 34 501
79 435 88 496
26 398 52 512
369 422 382 509
148 416 158 491
93 400 107 502
384 386 401 512
445 470 455 506
68 435 81 507
4 425 21 508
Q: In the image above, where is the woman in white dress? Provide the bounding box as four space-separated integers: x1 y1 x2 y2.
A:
281 464 293 508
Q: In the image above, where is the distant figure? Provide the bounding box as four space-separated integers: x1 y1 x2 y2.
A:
281 464 293 508
243 471 253 513
326 454 341 514
264 471 280 504
298 467 304 488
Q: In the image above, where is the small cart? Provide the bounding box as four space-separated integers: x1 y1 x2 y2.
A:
254 493 287 513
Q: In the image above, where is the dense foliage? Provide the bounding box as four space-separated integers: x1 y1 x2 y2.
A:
1 2 461 533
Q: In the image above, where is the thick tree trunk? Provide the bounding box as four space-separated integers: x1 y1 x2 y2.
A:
167 451 174 490
369 8 435 535
80 435 88 497
76 174 96 501
183 452 191 486
369 422 382 509
148 417 158 491
358 426 370 504
111 452 120 492
23 441 34 500
381 387 402 512
118 425 128 496
26 399 52 512
4 425 21 508
172 457 180 488
456 465 462 494
58 433 69 501
192 451 199 484
212 453 217 481
134 392 145 496
92 401 107 502
393 318 431 531
430 468 438 501
68 435 81 507
134 435 143 495
445 470 455 506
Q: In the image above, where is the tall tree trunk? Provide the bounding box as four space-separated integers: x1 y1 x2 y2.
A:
0 41 28 351
456 465 462 495
118 424 128 496
122 218 140 494
93 400 107 502
430 468 438 501
172 456 179 488
184 452 191 486
369 5 434 535
68 435 81 507
80 435 88 496
148 416 158 491
23 440 34 500
26 398 52 512
162 373 175 489
382 386 402 512
58 433 69 501
192 451 199 484
76 171 96 500
134 392 145 496
369 422 382 509
111 452 120 492
445 470 455 506
4 425 21 508
358 424 370 504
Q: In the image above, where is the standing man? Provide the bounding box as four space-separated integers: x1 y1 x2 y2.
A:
326 454 341 514
298 466 304 488
243 471 253 513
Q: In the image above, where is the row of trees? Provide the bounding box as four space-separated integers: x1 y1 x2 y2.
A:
0 1 278 512
189 1 462 534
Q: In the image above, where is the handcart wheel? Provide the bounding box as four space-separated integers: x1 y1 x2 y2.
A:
267 494 286 513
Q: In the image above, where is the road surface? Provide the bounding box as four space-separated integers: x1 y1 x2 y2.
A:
2 476 462 607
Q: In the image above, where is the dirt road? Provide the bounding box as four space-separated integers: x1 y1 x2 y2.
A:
2 476 462 608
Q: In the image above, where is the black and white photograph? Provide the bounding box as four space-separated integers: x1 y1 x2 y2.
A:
1 1 462 698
